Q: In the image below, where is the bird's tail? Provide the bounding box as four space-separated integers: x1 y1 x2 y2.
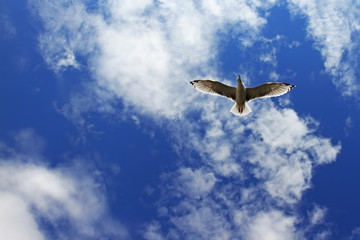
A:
230 103 252 116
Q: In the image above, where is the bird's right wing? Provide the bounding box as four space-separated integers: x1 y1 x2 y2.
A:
190 80 236 101
246 82 295 101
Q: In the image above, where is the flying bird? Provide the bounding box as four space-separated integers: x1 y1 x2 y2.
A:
190 75 295 116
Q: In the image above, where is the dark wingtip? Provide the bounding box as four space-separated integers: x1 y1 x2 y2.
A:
190 80 199 86
284 83 296 89
190 81 197 87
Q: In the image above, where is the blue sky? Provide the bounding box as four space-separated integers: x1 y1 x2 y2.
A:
1 0 360 239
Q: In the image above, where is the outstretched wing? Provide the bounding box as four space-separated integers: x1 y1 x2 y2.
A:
190 80 236 101
246 82 295 101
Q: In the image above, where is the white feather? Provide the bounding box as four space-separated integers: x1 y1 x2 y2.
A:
230 103 252 116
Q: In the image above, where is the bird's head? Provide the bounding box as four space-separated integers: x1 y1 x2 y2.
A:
237 74 242 83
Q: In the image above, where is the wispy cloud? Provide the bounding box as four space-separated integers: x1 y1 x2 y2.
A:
345 115 354 136
350 227 360 240
143 221 165 240
0 12 16 39
30 0 342 239
148 100 339 239
0 129 128 239
288 0 360 96
308 205 327 226
176 168 217 199
30 0 279 119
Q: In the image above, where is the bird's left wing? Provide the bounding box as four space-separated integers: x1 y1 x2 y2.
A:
246 82 295 101
190 80 236 101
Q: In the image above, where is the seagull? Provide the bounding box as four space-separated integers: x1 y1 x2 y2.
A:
190 74 295 116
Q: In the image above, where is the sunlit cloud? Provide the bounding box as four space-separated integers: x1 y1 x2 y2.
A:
30 0 343 239
0 129 128 240
147 100 339 239
246 210 296 240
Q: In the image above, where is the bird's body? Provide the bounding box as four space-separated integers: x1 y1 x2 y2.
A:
235 75 246 114
190 75 295 116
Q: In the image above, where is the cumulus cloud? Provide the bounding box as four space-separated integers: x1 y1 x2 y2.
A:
171 205 232 240
176 168 217 199
250 104 341 205
246 210 296 240
0 192 45 240
31 0 342 239
143 100 340 239
172 108 336 238
0 129 128 240
30 0 280 120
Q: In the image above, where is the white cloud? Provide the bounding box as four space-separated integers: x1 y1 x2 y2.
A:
31 0 343 239
269 71 280 80
287 0 360 96
30 0 98 72
143 221 164 240
259 47 277 65
31 0 280 120
0 130 128 240
287 0 353 68
56 48 79 69
249 107 308 149
108 0 153 20
176 168 217 199
308 205 327 226
313 231 332 240
247 210 296 240
148 102 339 239
170 203 232 240
0 193 45 240
289 40 301 48
246 103 340 203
